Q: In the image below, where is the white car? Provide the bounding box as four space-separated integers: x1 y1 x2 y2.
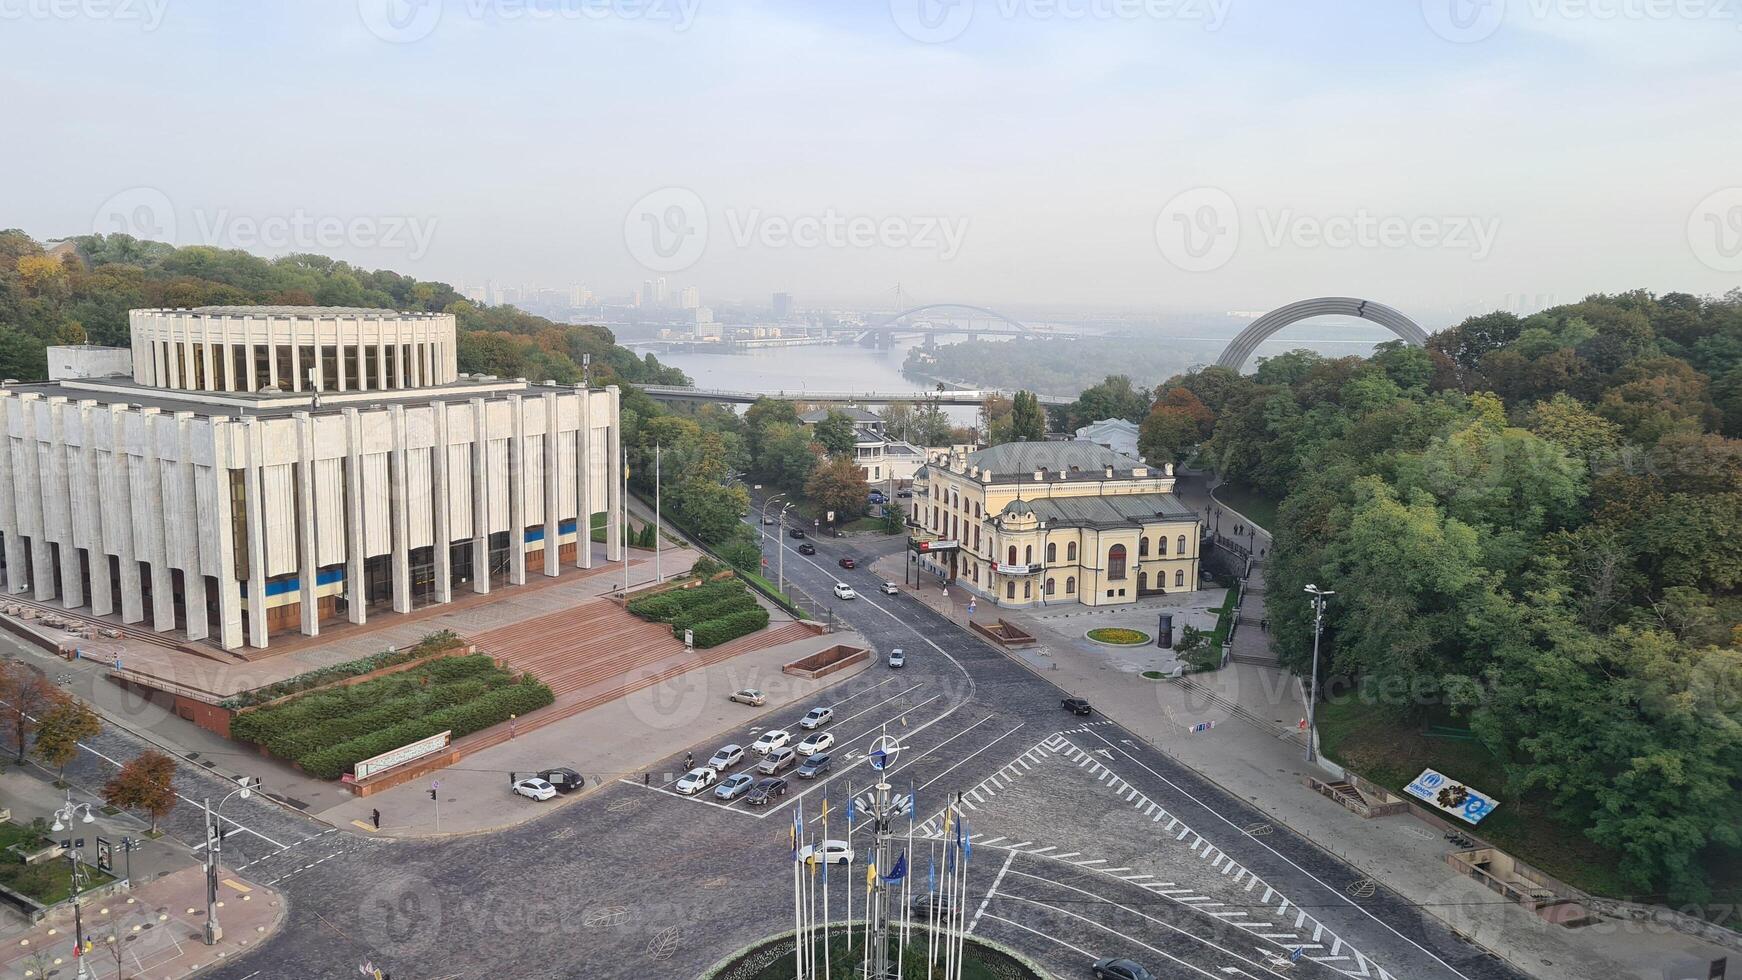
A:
796 731 835 755
833 583 857 600
674 767 719 795
881 582 900 595
799 706 833 730
512 777 557 801
888 648 905 668
707 744 745 770
798 839 855 865
752 729 793 754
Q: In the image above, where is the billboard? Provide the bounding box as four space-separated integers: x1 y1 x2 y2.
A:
1404 768 1499 825
351 730 452 780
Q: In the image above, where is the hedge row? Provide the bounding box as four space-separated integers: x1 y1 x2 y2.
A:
229 654 501 746
627 580 746 622
669 591 761 634
220 630 463 709
298 676 555 780
236 670 515 762
689 607 770 649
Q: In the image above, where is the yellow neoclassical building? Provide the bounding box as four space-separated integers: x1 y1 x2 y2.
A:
909 442 1202 608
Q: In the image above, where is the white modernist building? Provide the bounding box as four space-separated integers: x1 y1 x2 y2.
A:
0 306 624 652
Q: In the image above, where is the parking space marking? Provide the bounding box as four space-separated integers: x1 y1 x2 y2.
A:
969 850 1018 935
995 888 1282 980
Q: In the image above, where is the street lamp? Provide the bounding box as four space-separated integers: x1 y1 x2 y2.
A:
203 776 255 945
51 792 97 980
776 502 793 593
51 790 96 832
1302 584 1335 763
759 492 788 546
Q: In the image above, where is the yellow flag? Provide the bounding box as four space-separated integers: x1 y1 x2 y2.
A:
821 798 830 826
866 861 877 887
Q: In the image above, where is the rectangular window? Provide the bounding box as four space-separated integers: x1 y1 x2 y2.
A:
229 469 249 582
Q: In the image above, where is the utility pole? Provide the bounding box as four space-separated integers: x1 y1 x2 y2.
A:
1303 584 1334 763
654 441 662 583
202 776 254 945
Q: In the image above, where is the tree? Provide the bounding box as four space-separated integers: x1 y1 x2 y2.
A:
103 749 178 833
0 662 56 763
32 698 101 782
879 402 916 442
755 422 822 494
805 457 871 523
1065 375 1149 429
666 479 749 545
718 537 761 574
1009 391 1047 442
910 403 954 446
813 410 857 458
1139 396 1210 466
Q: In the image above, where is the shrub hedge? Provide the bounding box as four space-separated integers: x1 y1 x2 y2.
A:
220 630 463 709
689 607 769 648
627 580 746 622
669 591 761 634
298 677 554 780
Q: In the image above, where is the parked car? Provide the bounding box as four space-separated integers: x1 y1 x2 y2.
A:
761 516 777 525
837 556 856 569
512 777 557 801
757 747 798 775
789 528 807 538
868 491 886 504
795 731 835 755
833 583 857 600
798 839 855 865
675 767 719 795
730 689 767 706
881 581 900 595
746 777 788 806
715 772 756 801
796 753 833 779
799 706 834 729
1092 959 1156 980
751 729 793 754
538 767 584 794
707 744 744 770
888 648 905 668
911 892 952 915
1062 697 1093 716
896 489 913 498
797 543 817 555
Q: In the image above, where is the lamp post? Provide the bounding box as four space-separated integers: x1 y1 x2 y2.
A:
760 492 788 547
1303 584 1334 763
52 792 96 980
203 776 255 945
777 502 792 593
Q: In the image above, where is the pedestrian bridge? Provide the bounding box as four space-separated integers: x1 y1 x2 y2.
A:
637 385 1070 407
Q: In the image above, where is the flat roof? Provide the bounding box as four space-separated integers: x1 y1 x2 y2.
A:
1 376 593 419
139 306 448 318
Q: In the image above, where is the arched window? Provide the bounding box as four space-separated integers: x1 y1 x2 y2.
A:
1045 577 1056 595
950 489 958 508
1008 545 1018 565
1108 544 1127 580
1046 542 1057 563
1024 545 1032 564
1023 581 1032 598
1177 534 1187 555
1175 569 1186 587
1138 537 1150 557
1006 581 1016 599
1158 535 1168 556
1067 541 1078 562
975 501 981 518
1066 576 1076 593
974 527 981 550
1138 571 1148 593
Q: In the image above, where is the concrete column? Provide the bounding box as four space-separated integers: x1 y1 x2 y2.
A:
0 396 24 597
175 413 208 642
343 408 367 625
243 419 269 648
266 336 279 391
293 412 319 637
140 412 176 633
335 334 347 392
109 406 143 625
431 402 453 605
17 396 56 602
47 399 84 610
207 417 244 651
244 340 257 392
470 398 489 594
508 395 526 586
377 339 388 390
576 387 592 570
542 393 560 577
76 403 112 617
606 385 623 563
389 405 412 613
290 337 302 393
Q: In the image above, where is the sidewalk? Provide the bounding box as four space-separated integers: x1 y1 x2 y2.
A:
0 865 283 979
314 627 868 838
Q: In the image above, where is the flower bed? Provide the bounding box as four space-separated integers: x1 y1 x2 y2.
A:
1086 627 1151 645
228 653 552 780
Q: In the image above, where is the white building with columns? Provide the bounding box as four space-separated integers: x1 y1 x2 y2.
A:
0 306 624 653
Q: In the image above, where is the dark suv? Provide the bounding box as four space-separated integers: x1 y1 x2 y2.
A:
1062 697 1092 716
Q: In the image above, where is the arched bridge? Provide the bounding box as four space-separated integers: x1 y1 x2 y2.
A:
870 303 1035 334
637 385 1070 407
1216 297 1427 372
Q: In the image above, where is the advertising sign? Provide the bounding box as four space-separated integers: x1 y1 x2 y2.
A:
909 538 959 553
95 836 113 873
994 562 1040 575
1404 768 1500 825
352 730 453 780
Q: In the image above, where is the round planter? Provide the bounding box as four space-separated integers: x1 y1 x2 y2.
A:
1085 627 1152 646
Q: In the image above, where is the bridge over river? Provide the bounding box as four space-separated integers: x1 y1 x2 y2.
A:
637 384 1071 407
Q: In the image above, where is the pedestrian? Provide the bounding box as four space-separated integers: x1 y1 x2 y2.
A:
643 772 650 786
509 771 517 785
509 714 517 739
370 808 380 830
684 751 693 770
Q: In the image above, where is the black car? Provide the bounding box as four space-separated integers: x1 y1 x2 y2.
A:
1092 958 1155 980
911 892 953 915
538 767 585 794
747 777 789 805
797 543 817 555
789 528 807 538
796 753 832 779
1062 697 1092 716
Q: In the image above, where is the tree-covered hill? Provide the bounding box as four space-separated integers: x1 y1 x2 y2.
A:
0 230 687 389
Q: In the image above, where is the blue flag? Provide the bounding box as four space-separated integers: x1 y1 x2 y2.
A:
961 819 972 861
847 796 857 824
884 850 908 883
927 854 936 893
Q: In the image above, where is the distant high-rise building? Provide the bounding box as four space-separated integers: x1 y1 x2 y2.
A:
680 285 700 310
772 292 792 319
640 279 654 307
463 284 487 303
653 277 668 306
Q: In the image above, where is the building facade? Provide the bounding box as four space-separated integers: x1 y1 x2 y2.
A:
799 407 927 484
0 306 623 652
909 442 1201 608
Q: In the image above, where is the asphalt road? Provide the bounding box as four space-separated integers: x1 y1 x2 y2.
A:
155 512 1528 980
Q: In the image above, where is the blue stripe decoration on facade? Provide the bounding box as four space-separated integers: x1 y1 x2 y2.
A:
247 566 347 599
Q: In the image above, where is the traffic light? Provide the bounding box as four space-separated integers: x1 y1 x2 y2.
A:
429 789 437 801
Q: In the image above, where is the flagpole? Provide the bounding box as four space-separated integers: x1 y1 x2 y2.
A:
845 785 854 961
621 445 630 595
927 839 938 980
654 441 661 582
822 798 832 978
793 808 804 980
955 816 971 980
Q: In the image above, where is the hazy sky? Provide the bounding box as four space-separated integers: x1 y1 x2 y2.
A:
3 0 1738 325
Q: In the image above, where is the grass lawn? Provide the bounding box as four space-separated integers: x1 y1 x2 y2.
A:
1208 582 1240 647
0 822 116 904
1314 695 1634 898
1212 479 1281 534
751 931 1032 979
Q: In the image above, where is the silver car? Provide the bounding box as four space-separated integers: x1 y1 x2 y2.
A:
714 773 756 801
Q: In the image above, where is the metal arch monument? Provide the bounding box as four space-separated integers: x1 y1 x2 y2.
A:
1215 296 1428 373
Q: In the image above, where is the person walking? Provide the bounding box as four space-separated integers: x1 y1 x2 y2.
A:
684 751 694 771
370 808 381 830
